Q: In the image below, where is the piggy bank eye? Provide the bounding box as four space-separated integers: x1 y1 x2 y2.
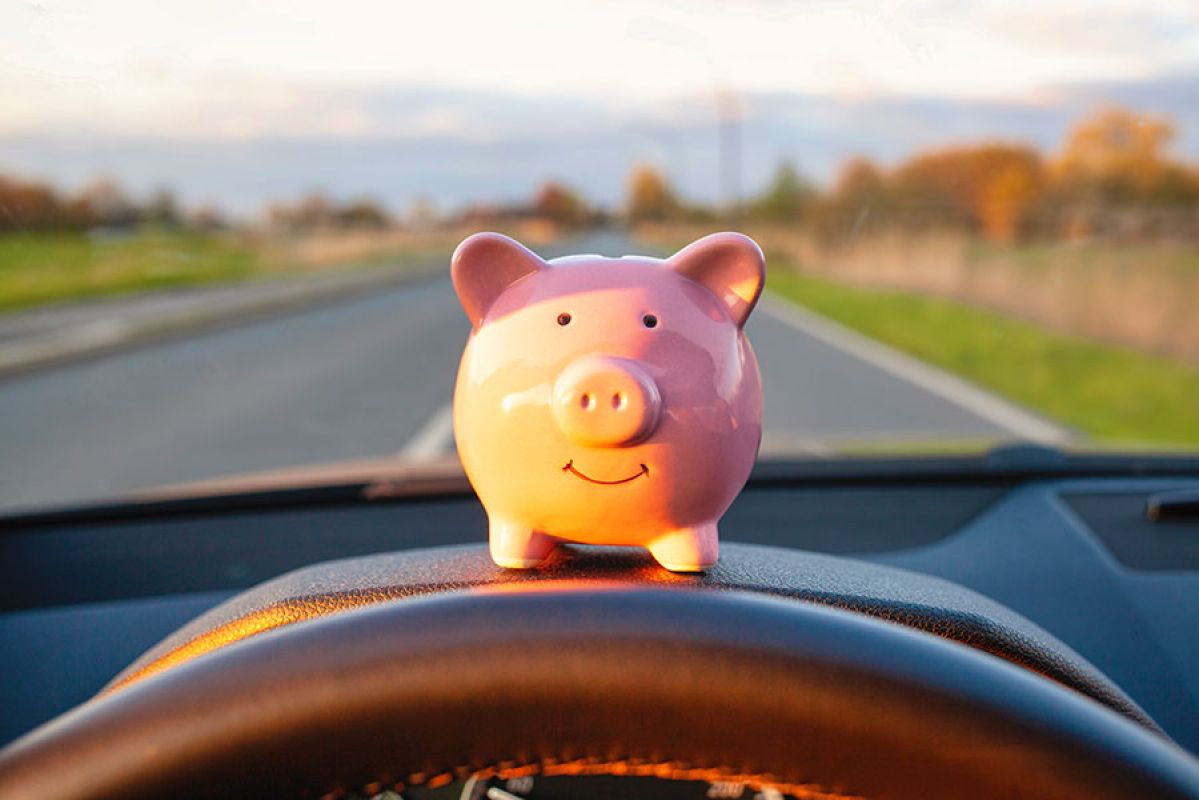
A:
557 312 572 326
642 313 658 329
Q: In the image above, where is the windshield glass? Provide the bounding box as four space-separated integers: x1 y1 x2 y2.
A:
1 1 1197 510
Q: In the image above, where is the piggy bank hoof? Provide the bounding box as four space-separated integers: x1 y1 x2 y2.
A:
489 520 556 570
492 554 549 570
648 525 719 573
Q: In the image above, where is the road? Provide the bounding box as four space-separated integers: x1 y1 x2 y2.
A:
0 232 1065 510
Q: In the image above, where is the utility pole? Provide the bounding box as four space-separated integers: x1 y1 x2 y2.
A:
717 90 743 221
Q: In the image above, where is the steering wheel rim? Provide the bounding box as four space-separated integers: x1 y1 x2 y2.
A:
1 585 1198 799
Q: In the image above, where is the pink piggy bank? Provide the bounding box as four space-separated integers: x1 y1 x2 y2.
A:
451 232 765 572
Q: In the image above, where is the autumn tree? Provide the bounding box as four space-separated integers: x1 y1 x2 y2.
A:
78 178 136 228
140 187 181 228
1059 108 1169 196
533 181 589 227
807 157 889 238
295 192 335 229
894 145 1045 241
625 165 680 223
831 158 890 217
976 155 1044 241
750 161 815 222
188 205 228 231
405 195 439 230
337 197 390 229
0 176 62 230
1055 107 1198 207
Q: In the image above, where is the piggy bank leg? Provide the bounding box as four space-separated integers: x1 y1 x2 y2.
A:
489 518 556 569
647 523 718 572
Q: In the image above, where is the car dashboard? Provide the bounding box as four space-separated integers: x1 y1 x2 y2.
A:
1 452 1197 758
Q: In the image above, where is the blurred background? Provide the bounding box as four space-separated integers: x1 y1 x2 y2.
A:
1 0 1197 509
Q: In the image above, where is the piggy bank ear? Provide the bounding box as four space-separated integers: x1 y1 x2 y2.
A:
452 232 548 327
667 232 765 328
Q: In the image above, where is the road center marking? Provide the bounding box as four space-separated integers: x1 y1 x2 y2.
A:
398 401 455 461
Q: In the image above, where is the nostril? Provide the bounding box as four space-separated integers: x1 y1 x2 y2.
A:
553 356 662 447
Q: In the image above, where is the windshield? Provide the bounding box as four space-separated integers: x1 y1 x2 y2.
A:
1 1 1197 511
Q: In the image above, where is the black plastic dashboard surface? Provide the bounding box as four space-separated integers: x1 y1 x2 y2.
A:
0 483 1004 612
2 461 1199 758
1063 492 1199 571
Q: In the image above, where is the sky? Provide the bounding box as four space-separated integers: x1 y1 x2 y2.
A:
2 0 1198 214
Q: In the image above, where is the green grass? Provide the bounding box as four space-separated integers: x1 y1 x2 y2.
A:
768 268 1199 448
0 231 261 312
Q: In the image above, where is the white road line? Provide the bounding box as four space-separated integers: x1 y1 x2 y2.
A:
398 401 456 461
759 294 1073 444
486 789 525 800
759 436 836 457
0 318 134 373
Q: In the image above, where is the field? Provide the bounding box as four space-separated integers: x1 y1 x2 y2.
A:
0 229 463 313
768 268 1199 447
6 225 1198 448
644 225 1199 364
755 228 1199 365
0 232 259 312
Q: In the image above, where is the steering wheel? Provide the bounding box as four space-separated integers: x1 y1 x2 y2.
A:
2 544 1198 799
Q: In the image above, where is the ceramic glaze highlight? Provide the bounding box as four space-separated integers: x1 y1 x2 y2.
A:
451 232 765 572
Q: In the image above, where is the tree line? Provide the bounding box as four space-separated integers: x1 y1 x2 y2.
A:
625 106 1199 242
2 106 1195 243
0 177 396 234
0 177 203 232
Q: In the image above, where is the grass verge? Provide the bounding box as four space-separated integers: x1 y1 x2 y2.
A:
0 230 457 313
768 268 1199 448
0 232 262 312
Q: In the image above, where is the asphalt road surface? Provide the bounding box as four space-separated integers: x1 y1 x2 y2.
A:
0 232 1065 510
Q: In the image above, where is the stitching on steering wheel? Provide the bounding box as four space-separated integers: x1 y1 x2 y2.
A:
325 756 868 800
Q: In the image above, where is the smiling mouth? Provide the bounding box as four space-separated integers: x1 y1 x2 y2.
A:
562 460 649 485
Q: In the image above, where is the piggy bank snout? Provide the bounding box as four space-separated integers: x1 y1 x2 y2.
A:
552 357 661 448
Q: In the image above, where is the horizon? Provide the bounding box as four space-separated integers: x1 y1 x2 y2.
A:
3 1 1197 215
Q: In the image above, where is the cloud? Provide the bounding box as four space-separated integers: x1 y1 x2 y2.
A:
1 72 1196 216
4 0 1198 137
980 0 1199 62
